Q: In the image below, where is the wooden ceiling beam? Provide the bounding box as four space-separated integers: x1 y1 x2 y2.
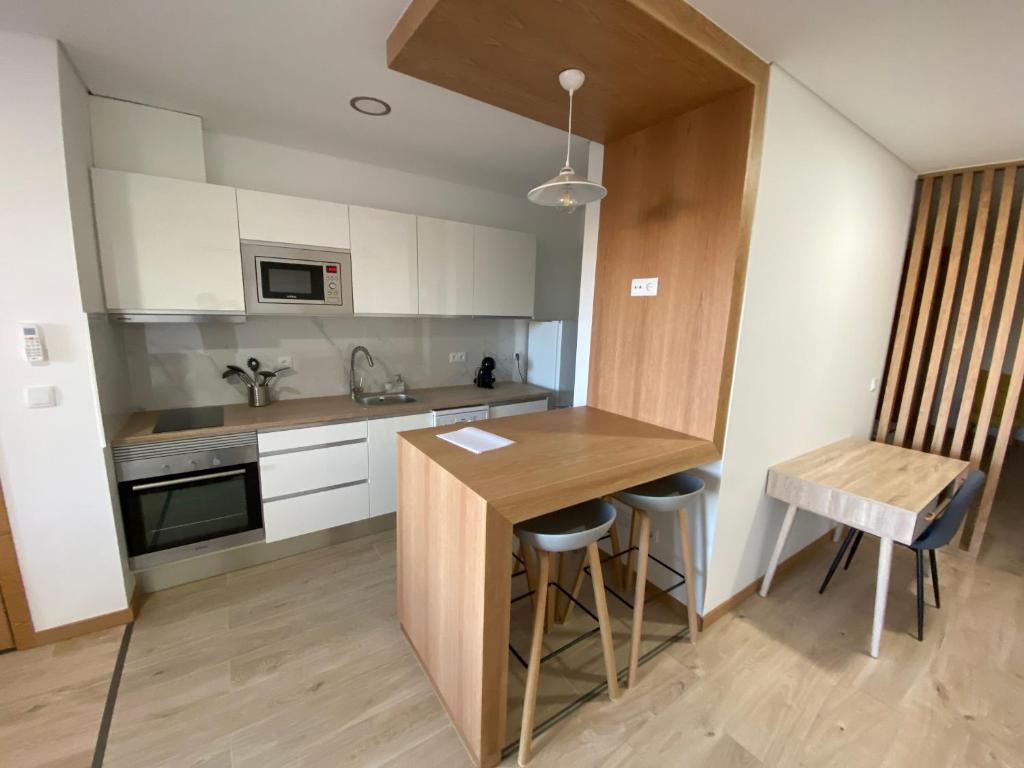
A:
386 0 766 143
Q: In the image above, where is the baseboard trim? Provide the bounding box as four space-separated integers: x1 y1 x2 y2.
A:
24 604 133 649
700 530 835 630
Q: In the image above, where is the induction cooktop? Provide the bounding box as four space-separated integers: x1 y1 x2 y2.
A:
153 406 225 434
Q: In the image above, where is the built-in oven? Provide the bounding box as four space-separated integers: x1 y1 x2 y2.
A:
241 242 354 316
113 433 263 570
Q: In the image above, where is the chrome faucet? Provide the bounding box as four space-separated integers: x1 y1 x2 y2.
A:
349 345 375 399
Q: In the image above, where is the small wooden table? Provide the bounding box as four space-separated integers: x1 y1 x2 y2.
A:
758 438 968 657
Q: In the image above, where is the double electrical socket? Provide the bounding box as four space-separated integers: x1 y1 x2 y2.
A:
449 352 467 363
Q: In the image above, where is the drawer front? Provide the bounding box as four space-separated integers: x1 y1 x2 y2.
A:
258 420 367 454
263 482 369 543
489 398 548 419
259 442 368 499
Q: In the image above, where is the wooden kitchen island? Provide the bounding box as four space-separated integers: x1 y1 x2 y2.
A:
396 406 718 767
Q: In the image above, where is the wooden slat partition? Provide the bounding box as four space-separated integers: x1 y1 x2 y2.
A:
876 160 1024 555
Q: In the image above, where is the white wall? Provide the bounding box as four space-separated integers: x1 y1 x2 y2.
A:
0 32 130 629
203 132 585 324
573 142 604 406
702 66 916 611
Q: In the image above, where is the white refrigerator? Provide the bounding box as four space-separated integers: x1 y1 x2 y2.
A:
527 320 577 408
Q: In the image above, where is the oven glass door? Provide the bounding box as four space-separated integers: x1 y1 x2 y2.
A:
258 258 325 302
119 464 262 558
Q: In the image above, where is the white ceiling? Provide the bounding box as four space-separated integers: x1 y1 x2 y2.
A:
688 0 1024 172
0 0 587 195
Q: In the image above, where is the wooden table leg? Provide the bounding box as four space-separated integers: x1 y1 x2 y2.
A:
759 503 797 597
676 506 700 642
871 537 894 658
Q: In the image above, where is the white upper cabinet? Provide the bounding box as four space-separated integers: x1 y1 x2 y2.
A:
236 189 350 249
417 216 474 316
472 225 536 317
349 206 418 314
91 169 244 313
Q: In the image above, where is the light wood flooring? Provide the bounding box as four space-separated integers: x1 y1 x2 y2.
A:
2 448 1023 767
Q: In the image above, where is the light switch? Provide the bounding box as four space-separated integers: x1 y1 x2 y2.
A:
25 385 56 408
630 277 659 297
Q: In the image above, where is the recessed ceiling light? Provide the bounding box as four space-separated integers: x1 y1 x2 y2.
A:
350 96 391 116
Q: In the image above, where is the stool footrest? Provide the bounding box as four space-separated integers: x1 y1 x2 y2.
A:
508 581 603 669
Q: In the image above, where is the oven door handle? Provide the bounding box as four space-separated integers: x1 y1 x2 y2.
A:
130 468 247 492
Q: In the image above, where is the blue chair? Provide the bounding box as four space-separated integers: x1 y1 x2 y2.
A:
819 469 986 641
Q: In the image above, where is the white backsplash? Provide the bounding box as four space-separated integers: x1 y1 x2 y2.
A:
123 316 528 411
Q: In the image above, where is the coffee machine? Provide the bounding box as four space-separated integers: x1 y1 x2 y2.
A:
474 356 496 389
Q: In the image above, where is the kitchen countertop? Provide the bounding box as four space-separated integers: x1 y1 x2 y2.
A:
112 383 551 446
398 405 719 523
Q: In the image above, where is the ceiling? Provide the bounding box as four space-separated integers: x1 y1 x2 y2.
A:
0 0 587 195
687 0 1024 172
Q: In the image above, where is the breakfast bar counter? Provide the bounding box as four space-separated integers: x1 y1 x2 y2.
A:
396 406 718 767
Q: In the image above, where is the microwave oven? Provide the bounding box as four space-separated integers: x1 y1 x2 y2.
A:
241 242 354 316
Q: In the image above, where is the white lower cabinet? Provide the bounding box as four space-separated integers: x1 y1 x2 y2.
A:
367 412 433 517
488 398 549 419
259 442 368 499
258 421 370 542
264 484 369 543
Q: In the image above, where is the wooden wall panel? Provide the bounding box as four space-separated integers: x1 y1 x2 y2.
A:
587 87 755 441
876 160 1024 554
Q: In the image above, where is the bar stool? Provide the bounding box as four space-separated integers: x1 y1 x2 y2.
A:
614 472 703 687
513 498 620 765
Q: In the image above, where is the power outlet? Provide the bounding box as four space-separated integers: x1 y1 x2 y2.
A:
630 277 659 297
277 356 293 369
449 352 467 363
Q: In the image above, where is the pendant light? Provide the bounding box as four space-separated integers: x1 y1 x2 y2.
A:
527 69 607 211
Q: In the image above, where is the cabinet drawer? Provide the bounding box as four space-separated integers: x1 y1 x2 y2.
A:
258 420 367 454
263 483 369 543
259 442 368 499
489 398 548 419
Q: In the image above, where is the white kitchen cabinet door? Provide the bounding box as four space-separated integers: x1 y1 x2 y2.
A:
367 412 432 517
489 398 549 419
263 483 369 543
349 206 418 314
472 225 536 317
417 217 474 315
91 169 243 313
236 189 350 249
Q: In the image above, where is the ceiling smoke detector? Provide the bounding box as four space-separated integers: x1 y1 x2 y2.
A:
349 96 392 116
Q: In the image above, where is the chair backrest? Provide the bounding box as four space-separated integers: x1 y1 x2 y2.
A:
912 469 986 550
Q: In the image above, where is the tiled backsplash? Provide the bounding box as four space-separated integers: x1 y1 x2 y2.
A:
123 316 528 410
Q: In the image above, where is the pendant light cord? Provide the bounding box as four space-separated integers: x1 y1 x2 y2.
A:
564 88 574 169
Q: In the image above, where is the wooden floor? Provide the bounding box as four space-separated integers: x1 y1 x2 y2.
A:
2 447 1023 767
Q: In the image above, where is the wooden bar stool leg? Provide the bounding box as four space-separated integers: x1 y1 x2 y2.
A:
608 520 625 591
625 508 639 593
519 540 537 614
559 550 586 623
519 549 551 766
627 510 651 688
587 542 620 701
676 506 700 642
547 553 565 631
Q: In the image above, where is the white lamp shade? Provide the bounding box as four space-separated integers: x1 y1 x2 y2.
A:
527 167 607 209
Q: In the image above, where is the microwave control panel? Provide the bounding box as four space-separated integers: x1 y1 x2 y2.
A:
324 263 341 304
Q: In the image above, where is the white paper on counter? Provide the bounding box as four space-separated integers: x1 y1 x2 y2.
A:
437 427 514 454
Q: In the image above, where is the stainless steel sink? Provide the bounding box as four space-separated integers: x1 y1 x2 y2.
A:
353 393 417 406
